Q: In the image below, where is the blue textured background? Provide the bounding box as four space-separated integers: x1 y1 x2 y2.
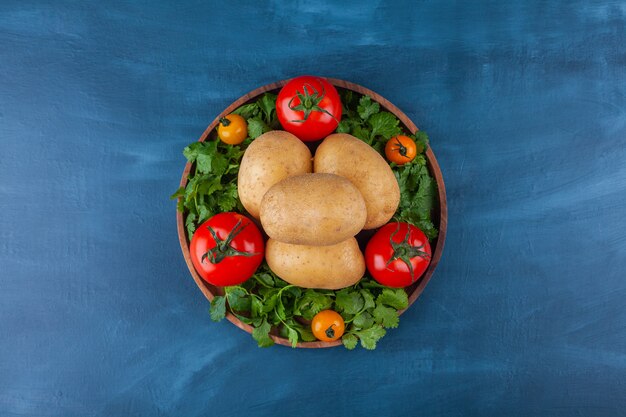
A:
1 1 625 416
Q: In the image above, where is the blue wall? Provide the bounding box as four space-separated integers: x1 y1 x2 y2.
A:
1 1 625 416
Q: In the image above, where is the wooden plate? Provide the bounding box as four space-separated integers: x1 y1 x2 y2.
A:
176 78 448 348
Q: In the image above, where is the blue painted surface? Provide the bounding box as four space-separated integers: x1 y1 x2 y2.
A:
1 1 626 416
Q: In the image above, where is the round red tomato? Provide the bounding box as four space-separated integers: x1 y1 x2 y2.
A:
189 212 264 286
365 222 432 288
276 75 342 142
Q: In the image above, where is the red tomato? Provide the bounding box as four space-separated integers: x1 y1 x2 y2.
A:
276 75 342 142
189 212 264 286
365 222 432 288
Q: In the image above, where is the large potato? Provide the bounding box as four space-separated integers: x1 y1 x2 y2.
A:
265 238 365 289
237 130 312 218
314 133 400 229
260 173 366 246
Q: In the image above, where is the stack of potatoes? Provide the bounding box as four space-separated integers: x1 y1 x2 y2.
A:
238 130 400 290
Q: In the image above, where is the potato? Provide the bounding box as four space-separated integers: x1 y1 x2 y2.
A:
237 130 312 218
260 173 366 246
265 238 365 289
314 133 400 229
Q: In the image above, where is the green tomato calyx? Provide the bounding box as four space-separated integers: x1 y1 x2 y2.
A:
386 224 430 283
288 82 338 123
202 219 258 264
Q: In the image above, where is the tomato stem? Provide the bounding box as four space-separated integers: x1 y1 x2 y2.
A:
385 224 431 283
287 82 338 123
392 137 410 158
325 324 336 339
219 117 231 127
201 219 259 264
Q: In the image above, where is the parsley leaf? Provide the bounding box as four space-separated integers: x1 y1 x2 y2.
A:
247 116 270 139
252 319 274 347
357 96 380 121
336 120 352 134
286 326 299 348
226 287 251 312
294 290 333 320
355 325 387 350
377 288 409 310
368 112 402 140
372 304 399 328
353 312 375 329
209 296 226 322
232 103 259 119
335 289 364 315
258 93 278 126
342 334 358 350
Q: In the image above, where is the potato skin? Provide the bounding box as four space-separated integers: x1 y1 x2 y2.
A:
314 133 400 229
260 173 366 246
237 130 312 218
265 238 365 289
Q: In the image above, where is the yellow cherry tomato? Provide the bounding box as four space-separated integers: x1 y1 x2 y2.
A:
217 114 247 145
311 310 345 342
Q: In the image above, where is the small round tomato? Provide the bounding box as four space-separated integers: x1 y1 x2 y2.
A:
276 75 342 142
189 212 264 286
365 222 432 288
217 114 247 145
311 310 345 342
385 135 417 165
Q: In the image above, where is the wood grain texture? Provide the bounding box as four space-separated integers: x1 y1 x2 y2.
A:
2 1 626 416
176 78 447 348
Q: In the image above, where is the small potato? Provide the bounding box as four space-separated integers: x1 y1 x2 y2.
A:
314 133 400 229
260 173 366 246
237 130 312 218
265 238 365 289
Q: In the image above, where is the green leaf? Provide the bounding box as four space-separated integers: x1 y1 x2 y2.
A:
287 326 299 348
258 93 277 125
252 320 274 347
414 175 437 215
414 130 429 153
216 183 238 212
226 287 251 312
294 290 333 320
414 219 438 240
182 142 204 162
209 296 226 321
170 187 185 200
357 96 380 121
336 120 352 134
342 333 358 350
260 292 279 314
360 290 376 310
377 288 409 310
335 289 364 315
355 325 386 350
372 304 399 329
296 326 317 342
248 117 269 139
368 112 402 140
232 103 259 119
255 272 275 288
250 296 263 318
353 312 375 329
196 204 213 224
185 212 197 238
352 124 372 143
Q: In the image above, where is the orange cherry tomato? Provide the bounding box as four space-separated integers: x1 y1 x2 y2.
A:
385 135 417 165
217 114 248 145
311 310 345 342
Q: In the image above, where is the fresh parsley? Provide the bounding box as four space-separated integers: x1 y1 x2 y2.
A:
173 89 439 349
